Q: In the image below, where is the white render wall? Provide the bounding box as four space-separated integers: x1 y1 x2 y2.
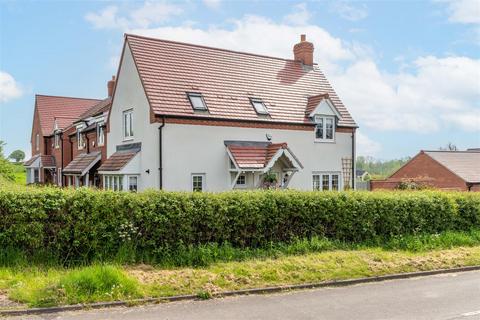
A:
108 44 354 192
162 124 352 192
107 45 160 189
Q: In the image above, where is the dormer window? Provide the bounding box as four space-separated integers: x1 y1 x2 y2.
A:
54 133 60 149
97 122 105 146
187 93 208 111
76 124 85 149
314 115 335 142
250 98 269 115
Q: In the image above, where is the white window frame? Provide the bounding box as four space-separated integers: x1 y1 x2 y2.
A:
250 98 269 115
103 175 125 191
187 93 208 111
35 134 40 151
76 125 85 149
128 175 139 192
54 133 60 149
314 115 335 142
192 173 206 192
123 109 134 140
312 172 342 191
97 123 105 146
236 174 246 187
33 168 39 183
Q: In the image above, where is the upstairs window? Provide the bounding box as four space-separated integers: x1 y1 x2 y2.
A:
123 109 133 139
35 133 39 151
187 93 208 111
250 98 269 115
76 125 85 149
54 133 60 149
97 123 105 146
314 116 335 141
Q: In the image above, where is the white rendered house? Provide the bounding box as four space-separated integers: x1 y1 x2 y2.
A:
99 34 357 192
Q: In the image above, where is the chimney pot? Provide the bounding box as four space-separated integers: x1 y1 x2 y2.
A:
107 75 116 97
293 34 314 66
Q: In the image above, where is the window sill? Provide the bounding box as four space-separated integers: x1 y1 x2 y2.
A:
314 139 336 144
122 138 134 142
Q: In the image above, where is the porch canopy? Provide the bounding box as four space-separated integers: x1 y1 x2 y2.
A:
225 140 303 188
24 154 56 169
63 151 101 176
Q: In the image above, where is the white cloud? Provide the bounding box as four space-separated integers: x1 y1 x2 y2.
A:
283 3 312 26
331 55 480 133
203 0 221 9
131 15 355 74
85 1 183 30
330 1 368 21
442 0 480 24
0 71 22 103
356 131 381 156
117 8 480 135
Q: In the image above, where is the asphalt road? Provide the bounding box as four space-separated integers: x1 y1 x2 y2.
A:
8 270 480 320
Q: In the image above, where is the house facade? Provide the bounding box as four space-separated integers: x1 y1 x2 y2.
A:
370 150 480 191
100 34 358 192
24 79 114 187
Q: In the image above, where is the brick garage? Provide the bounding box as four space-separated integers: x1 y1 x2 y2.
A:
371 150 480 192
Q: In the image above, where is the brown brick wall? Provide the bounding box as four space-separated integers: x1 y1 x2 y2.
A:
371 152 468 191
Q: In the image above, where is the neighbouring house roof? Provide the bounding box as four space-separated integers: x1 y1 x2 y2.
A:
63 151 101 176
125 34 357 127
225 141 303 170
36 95 101 136
78 97 112 120
424 151 480 183
98 150 138 171
24 154 56 168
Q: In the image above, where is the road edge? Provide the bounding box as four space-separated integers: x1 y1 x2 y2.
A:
2 265 480 317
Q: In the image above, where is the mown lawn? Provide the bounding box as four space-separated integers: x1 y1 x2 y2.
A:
1 239 480 308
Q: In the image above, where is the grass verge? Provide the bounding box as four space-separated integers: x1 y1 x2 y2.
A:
1 244 480 308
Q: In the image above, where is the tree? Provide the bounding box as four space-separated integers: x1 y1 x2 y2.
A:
439 142 458 151
8 150 25 163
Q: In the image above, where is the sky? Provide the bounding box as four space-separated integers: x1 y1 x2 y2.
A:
0 0 479 160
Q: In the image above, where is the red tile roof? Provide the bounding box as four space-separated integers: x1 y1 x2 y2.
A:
78 97 112 120
36 95 101 136
424 151 480 183
23 154 56 168
98 151 138 171
305 93 329 115
226 141 294 169
126 34 357 127
63 151 101 175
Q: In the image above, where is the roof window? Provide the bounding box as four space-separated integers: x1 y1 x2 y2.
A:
250 98 269 115
187 92 208 111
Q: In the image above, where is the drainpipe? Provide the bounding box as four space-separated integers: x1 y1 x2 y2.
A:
351 130 356 190
158 116 166 189
60 132 64 187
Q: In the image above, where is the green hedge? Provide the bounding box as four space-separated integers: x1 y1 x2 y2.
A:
0 188 479 264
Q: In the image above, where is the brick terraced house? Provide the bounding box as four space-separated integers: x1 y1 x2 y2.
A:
24 78 114 187
370 150 480 191
101 34 358 191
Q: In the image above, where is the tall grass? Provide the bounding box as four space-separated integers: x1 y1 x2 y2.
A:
3 229 479 268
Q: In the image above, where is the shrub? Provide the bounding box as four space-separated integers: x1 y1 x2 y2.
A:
0 188 479 265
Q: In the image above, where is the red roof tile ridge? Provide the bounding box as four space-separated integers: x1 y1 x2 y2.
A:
36 94 102 101
125 33 317 64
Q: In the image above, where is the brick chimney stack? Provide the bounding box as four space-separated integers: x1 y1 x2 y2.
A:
107 76 116 97
293 34 314 66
